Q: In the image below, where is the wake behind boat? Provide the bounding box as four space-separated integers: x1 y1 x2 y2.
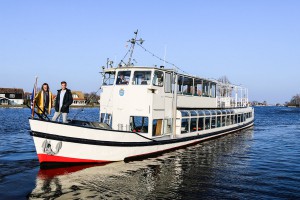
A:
29 32 254 167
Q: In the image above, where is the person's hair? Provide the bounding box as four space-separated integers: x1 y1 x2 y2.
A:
61 81 67 85
42 83 49 91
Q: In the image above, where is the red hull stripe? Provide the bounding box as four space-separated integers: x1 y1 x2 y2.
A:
37 154 110 163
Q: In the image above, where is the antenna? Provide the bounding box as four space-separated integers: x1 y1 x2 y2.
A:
163 45 167 66
127 30 144 66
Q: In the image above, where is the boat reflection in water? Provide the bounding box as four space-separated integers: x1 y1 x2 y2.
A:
28 129 254 199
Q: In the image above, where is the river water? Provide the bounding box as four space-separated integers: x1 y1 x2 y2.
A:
0 107 299 199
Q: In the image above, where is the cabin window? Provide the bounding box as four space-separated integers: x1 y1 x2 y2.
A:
153 71 164 87
226 115 231 125
177 76 184 94
183 77 193 95
232 115 235 124
217 116 221 127
190 110 198 116
132 71 151 85
100 113 112 126
222 116 226 126
153 119 163 136
194 79 203 96
202 81 210 97
180 110 190 117
205 117 211 129
211 117 216 128
211 83 216 98
116 71 131 85
130 116 148 133
190 118 197 132
198 118 204 130
181 118 189 133
165 72 172 93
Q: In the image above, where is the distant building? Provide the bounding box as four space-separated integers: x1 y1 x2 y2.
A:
0 88 24 105
72 91 86 106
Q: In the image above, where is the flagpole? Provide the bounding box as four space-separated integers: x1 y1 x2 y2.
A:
31 76 38 118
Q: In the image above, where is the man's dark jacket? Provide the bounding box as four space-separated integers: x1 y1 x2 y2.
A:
54 89 73 113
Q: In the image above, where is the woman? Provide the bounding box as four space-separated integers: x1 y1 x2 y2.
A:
34 83 54 115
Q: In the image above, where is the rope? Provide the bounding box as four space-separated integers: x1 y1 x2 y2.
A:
135 42 189 75
118 47 131 67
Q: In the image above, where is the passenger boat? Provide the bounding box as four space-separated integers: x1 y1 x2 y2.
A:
29 32 254 167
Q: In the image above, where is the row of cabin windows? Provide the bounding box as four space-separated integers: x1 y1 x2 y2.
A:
103 70 216 97
181 112 253 133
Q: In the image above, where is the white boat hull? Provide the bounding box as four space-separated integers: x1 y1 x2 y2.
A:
29 119 254 166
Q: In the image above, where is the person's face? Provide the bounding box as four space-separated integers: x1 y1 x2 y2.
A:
42 85 48 91
61 83 66 90
120 75 124 79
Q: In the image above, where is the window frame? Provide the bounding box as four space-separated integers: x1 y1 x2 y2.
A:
132 70 152 85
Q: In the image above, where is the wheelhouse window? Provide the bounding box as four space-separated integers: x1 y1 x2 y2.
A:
103 71 116 86
153 70 164 87
116 71 131 85
132 71 151 85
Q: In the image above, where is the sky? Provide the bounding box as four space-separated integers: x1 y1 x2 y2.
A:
0 0 299 104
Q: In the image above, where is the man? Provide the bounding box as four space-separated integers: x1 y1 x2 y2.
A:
52 81 73 123
116 74 128 85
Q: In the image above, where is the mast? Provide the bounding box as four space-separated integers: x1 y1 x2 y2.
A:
127 30 144 66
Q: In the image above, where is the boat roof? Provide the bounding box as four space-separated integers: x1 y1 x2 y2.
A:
103 66 246 88
103 66 219 84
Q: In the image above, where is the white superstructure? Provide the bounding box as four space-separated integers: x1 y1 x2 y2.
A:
100 66 252 139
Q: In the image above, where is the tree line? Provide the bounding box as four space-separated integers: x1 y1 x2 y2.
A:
286 94 300 107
